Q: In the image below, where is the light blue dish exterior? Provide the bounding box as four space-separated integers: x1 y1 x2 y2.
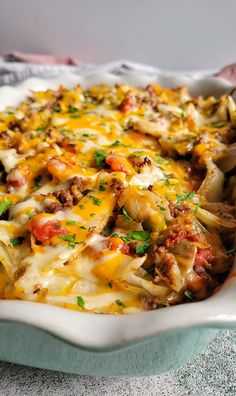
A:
0 68 235 377
0 321 218 377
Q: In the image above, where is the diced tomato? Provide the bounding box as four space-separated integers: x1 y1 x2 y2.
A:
106 153 133 175
195 248 213 266
107 237 134 256
163 223 203 249
120 91 136 113
107 237 124 251
7 169 26 188
28 216 67 243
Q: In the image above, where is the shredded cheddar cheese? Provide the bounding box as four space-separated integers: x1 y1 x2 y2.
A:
0 83 235 313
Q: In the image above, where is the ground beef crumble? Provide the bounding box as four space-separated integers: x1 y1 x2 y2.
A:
45 176 90 213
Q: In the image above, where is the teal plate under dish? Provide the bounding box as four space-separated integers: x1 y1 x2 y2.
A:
0 322 218 377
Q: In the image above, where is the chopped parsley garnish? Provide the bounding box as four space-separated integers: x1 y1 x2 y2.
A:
36 126 45 132
121 205 134 222
54 106 61 113
59 234 82 248
59 234 76 243
118 230 151 257
115 299 126 308
99 180 108 191
135 241 150 256
184 290 195 301
155 155 170 166
157 204 166 211
90 213 96 217
34 175 42 187
26 210 34 219
187 191 195 200
88 196 102 206
161 178 171 186
0 197 12 216
227 247 236 256
66 221 77 225
76 296 85 308
94 149 106 168
10 236 25 246
180 109 186 118
78 204 84 210
69 106 78 113
125 231 150 242
176 191 195 205
79 225 87 230
109 140 126 147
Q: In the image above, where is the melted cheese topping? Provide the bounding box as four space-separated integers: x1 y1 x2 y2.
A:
0 83 235 314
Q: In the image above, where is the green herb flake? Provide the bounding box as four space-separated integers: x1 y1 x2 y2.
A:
69 106 78 113
157 204 166 211
26 210 34 219
94 149 107 168
126 231 150 242
176 191 195 205
115 299 126 308
121 206 134 222
155 155 170 166
163 178 171 186
34 175 42 187
180 109 186 118
59 234 82 248
66 221 77 225
79 225 87 230
88 196 102 206
10 236 25 246
78 204 84 210
59 234 76 243
135 241 150 256
99 180 108 191
36 126 45 132
90 213 96 217
76 296 85 308
227 247 236 256
109 140 126 147
0 197 12 215
187 191 195 201
184 290 195 301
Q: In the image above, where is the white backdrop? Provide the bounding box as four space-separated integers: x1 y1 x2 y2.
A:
0 0 235 71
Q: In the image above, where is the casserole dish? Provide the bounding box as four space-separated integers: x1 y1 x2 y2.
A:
0 70 235 377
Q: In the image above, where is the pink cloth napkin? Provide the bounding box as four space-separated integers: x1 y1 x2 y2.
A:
2 51 82 66
1 52 236 85
215 63 236 85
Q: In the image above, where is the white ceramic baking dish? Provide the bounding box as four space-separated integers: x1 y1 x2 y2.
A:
0 70 235 377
